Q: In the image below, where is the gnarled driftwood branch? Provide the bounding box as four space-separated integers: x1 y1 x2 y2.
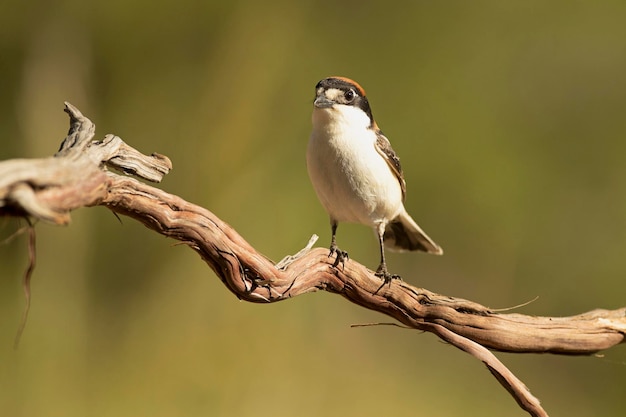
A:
1 103 624 417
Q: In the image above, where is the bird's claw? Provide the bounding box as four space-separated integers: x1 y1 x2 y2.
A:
375 266 401 285
328 245 349 269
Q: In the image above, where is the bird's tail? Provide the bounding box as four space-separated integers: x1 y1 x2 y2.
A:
383 210 443 254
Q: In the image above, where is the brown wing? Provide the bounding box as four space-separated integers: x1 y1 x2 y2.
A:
374 130 407 200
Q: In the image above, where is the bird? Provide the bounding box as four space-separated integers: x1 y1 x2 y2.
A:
306 76 443 282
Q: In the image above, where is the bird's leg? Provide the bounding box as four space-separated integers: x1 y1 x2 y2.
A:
374 223 401 284
329 221 349 269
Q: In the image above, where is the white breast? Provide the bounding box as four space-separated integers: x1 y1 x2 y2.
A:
306 105 404 227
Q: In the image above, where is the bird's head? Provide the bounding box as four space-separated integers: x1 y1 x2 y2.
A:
312 76 377 130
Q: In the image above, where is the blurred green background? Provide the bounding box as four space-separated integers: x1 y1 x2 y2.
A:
1 1 625 416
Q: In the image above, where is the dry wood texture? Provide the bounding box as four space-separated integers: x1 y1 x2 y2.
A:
1 103 624 417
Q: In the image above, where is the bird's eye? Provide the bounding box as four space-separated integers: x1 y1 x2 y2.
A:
344 89 356 102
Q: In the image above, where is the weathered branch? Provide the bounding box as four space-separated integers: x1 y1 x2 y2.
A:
1 103 624 417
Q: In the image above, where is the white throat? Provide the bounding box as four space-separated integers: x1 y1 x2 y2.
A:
312 105 371 138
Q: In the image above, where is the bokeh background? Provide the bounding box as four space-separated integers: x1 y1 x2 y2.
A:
1 1 625 416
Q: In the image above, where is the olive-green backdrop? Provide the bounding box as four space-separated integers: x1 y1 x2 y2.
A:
1 1 625 416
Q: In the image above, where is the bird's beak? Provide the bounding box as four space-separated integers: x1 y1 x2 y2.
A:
314 95 334 109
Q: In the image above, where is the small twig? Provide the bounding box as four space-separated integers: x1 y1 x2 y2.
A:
0 222 30 245
491 296 540 312
276 234 319 270
14 221 36 348
350 322 413 329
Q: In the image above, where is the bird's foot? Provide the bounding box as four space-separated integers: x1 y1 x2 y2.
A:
328 244 349 269
375 264 401 285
